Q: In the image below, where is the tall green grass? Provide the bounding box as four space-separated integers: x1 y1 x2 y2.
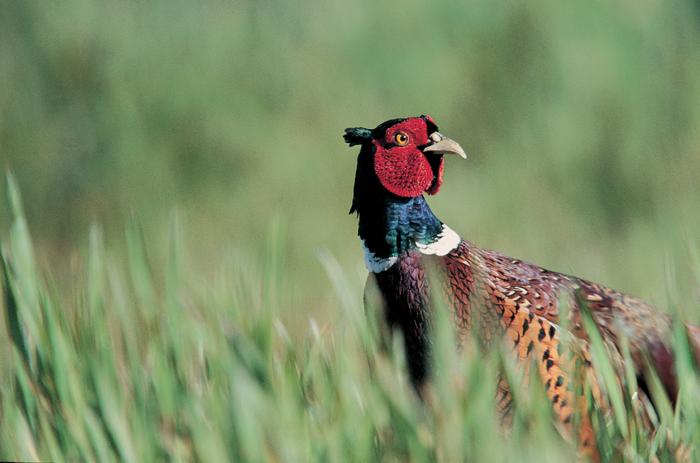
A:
1 178 699 462
2 0 700 460
0 178 564 461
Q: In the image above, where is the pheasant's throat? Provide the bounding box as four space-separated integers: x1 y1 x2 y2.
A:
358 195 460 272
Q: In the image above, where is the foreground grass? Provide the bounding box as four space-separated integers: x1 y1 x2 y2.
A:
0 180 699 463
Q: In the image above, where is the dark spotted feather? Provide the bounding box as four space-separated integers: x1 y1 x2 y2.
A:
368 238 700 458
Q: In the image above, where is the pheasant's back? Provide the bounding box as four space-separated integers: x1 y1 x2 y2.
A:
444 240 685 394
449 242 671 338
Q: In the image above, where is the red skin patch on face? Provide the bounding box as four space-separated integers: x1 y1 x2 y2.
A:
373 118 444 197
426 158 444 195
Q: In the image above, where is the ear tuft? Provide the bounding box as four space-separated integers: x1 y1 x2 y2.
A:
343 127 373 147
421 114 438 134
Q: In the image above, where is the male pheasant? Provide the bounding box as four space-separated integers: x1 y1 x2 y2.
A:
343 115 700 457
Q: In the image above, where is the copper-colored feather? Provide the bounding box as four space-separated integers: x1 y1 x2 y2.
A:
368 239 699 458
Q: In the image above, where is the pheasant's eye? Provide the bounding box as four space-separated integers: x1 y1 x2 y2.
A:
394 132 409 146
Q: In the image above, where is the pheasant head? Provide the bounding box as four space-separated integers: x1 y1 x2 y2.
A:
344 115 466 200
344 116 466 270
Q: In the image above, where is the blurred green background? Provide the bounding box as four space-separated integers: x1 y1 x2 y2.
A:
2 0 700 322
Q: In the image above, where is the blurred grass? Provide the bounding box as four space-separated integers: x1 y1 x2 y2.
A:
0 180 572 462
1 178 699 462
1 0 700 460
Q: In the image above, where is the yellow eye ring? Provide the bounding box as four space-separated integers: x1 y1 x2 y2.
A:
394 132 409 146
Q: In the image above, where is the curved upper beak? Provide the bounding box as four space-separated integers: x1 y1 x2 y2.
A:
423 132 467 159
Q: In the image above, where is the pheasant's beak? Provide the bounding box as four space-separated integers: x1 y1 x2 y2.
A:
423 132 467 159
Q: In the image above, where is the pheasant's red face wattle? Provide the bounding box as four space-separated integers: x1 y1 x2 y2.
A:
344 114 466 204
372 117 444 197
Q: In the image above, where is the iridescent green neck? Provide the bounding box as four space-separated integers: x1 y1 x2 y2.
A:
358 194 443 259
